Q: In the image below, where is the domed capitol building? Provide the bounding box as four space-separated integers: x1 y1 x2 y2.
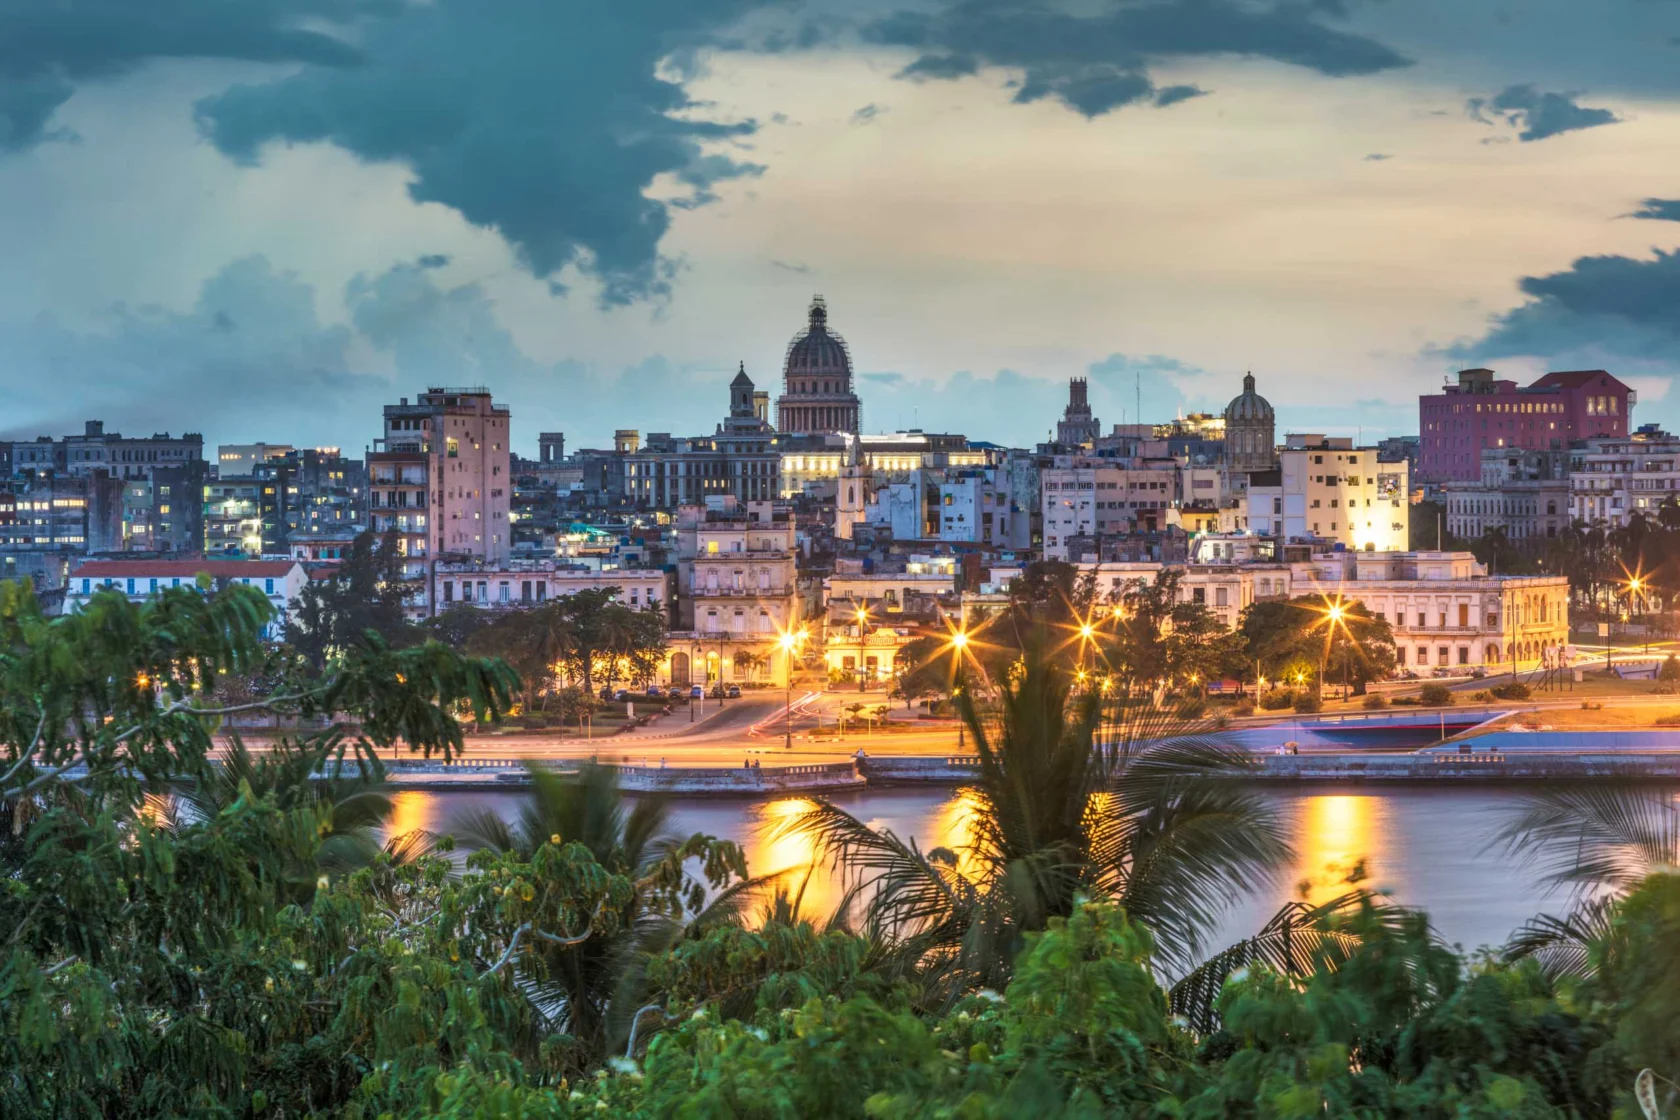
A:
1222 372 1276 473
775 295 862 435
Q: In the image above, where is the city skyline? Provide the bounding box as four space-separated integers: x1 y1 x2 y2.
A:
3 2 1680 453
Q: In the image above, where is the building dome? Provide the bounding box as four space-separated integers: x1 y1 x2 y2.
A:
776 295 862 435
784 296 853 377
1223 372 1277 475
1224 372 1274 423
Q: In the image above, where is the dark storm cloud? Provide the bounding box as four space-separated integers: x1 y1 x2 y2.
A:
1152 84 1205 107
0 0 378 150
867 0 1409 118
1630 199 1680 223
1452 249 1680 367
1466 84 1618 143
195 0 767 307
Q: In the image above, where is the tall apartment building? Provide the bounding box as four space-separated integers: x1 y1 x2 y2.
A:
1246 435 1408 552
1418 367 1633 482
1569 425 1680 527
8 422 205 554
285 448 366 538
369 388 512 579
203 470 289 556
1041 463 1179 560
670 498 799 687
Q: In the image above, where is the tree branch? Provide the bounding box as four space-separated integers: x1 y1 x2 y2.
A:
0 709 50 788
626 1004 667 1058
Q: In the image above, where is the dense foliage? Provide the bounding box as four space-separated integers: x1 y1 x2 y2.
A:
3 577 1678 1117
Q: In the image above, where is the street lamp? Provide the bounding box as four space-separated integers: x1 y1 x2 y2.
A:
778 627 808 750
856 603 870 691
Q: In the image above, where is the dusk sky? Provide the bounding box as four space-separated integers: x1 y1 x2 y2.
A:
4 0 1680 455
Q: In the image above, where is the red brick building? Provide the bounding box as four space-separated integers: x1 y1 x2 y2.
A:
1418 368 1633 482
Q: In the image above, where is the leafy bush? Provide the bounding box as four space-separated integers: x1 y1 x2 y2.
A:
1662 654 1680 682
1490 682 1531 701
1258 689 1295 711
1232 698 1255 717
1419 682 1454 706
1292 691 1322 714
1361 693 1388 710
1472 689 1493 702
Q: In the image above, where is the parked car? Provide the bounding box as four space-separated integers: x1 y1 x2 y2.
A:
646 684 664 697
724 684 742 699
1469 667 1486 680
613 689 631 702
709 684 727 699
599 686 614 701
689 684 705 700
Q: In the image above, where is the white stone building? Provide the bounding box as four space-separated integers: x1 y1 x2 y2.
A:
1569 427 1680 527
1086 547 1568 672
64 559 310 639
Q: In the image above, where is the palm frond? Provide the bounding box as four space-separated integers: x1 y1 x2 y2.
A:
1502 895 1618 982
1494 782 1680 895
1166 890 1373 1034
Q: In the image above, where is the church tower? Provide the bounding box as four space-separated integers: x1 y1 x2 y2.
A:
836 435 868 541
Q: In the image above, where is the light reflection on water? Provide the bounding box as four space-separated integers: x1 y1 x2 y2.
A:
398 785 1562 954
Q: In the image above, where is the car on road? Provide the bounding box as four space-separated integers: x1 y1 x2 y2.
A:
689 684 705 700
598 686 614 701
613 689 632 702
646 684 664 697
724 684 742 699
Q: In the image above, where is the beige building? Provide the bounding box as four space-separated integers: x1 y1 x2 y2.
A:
434 562 669 613
669 499 801 686
369 387 512 583
1247 435 1409 552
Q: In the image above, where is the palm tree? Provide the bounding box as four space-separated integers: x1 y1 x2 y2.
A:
780 637 1291 1005
173 735 418 896
1495 781 1679 977
450 763 751 1064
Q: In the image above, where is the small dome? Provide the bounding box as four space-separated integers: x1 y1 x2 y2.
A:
730 361 753 388
784 295 853 377
1225 372 1274 423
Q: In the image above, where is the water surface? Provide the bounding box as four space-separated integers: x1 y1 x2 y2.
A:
389 786 1564 957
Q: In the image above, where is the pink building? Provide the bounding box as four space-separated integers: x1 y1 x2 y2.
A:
1418 368 1633 482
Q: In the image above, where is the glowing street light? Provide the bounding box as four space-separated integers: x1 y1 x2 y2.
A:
778 627 807 750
